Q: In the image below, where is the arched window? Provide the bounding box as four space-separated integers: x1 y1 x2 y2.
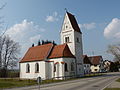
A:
54 64 56 72
65 63 68 72
65 37 69 43
77 37 79 42
26 64 30 73
71 62 74 71
35 63 39 73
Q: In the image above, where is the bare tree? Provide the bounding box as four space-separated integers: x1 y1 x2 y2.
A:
0 35 20 77
107 44 120 62
0 3 7 70
0 3 6 29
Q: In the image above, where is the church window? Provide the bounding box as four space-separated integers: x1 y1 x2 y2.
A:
35 63 39 73
26 64 30 73
77 37 79 43
65 63 68 72
54 64 56 72
65 37 69 43
71 62 74 71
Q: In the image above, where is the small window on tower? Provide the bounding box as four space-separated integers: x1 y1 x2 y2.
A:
65 37 69 43
66 25 68 29
77 37 79 43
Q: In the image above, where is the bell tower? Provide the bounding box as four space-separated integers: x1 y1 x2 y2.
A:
60 11 84 76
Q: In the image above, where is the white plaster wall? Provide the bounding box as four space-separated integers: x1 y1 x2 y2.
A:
20 61 46 80
74 31 84 76
49 58 76 79
62 58 76 77
90 65 100 72
49 58 63 78
60 12 84 77
60 13 75 56
61 31 75 55
45 62 54 79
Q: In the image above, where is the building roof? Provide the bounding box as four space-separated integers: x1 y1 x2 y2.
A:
89 56 103 65
67 12 82 33
20 43 75 63
20 43 53 63
48 43 75 59
83 55 91 64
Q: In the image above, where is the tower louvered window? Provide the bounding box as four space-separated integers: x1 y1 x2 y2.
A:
65 37 69 43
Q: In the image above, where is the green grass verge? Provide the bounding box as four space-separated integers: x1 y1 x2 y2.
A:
116 78 120 82
0 78 37 89
0 73 104 89
104 88 120 90
84 73 103 77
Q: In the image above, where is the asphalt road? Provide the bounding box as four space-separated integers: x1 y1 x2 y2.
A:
5 72 120 90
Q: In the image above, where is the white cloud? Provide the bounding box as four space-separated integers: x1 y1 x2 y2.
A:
30 34 41 43
104 18 120 39
6 20 45 56
45 12 59 22
79 22 96 30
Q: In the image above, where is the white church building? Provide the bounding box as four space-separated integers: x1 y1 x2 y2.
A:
19 11 84 80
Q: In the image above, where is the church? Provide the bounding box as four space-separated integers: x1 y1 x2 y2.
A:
19 11 84 80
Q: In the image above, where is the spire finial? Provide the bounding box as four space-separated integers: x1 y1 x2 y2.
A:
64 8 68 12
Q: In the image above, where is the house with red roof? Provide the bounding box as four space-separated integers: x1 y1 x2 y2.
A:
19 11 84 79
89 56 104 72
83 55 91 74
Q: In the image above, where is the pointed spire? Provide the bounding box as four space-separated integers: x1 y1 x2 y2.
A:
65 8 68 12
66 11 82 33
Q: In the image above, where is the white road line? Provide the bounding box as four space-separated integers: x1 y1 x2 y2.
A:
100 76 119 90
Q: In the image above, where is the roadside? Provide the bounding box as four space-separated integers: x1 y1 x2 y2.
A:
4 75 108 90
1 72 120 90
0 73 104 89
103 76 120 90
4 72 119 90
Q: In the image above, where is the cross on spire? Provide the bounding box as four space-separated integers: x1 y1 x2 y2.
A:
64 8 68 12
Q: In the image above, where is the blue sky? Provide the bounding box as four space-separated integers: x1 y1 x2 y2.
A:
0 0 120 60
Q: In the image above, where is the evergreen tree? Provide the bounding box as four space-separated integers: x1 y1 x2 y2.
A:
38 40 41 46
32 43 34 47
53 40 57 45
42 40 44 45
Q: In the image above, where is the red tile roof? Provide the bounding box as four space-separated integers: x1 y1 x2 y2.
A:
20 43 53 63
48 43 75 59
89 56 103 65
20 43 75 63
67 12 82 33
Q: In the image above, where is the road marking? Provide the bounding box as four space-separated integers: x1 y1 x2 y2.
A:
100 76 119 90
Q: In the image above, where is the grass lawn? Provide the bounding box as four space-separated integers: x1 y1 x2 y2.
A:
116 78 120 82
104 88 120 90
0 73 104 89
0 78 37 89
